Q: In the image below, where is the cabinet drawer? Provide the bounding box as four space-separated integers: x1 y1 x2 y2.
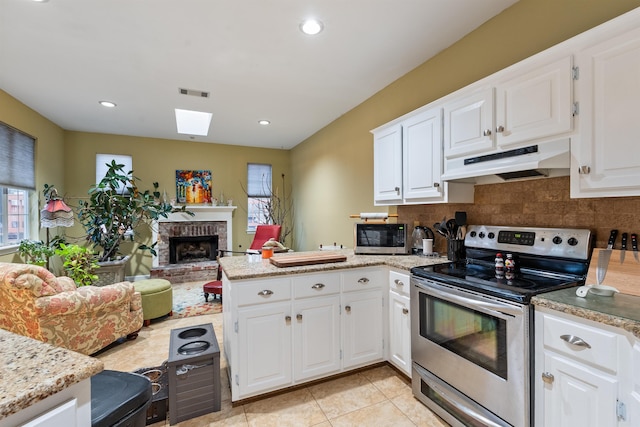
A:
342 268 384 292
543 313 619 373
236 277 291 306
389 270 410 296
293 273 340 298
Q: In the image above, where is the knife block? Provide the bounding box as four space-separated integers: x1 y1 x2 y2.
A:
585 248 640 297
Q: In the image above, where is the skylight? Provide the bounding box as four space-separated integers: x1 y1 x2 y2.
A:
175 109 213 136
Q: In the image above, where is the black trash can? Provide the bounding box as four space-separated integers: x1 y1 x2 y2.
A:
91 370 153 427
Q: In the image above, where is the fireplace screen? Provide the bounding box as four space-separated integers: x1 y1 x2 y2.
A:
169 236 219 264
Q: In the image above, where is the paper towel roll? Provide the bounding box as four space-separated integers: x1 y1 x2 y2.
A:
422 238 433 255
359 212 388 220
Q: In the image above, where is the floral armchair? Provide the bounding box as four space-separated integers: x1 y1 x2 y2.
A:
0 262 143 355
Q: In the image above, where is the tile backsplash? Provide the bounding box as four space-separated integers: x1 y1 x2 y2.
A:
397 176 640 254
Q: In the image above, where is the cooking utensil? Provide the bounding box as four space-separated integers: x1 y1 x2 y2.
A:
620 232 628 264
433 222 448 238
446 219 458 239
632 233 639 263
455 211 467 226
597 229 618 285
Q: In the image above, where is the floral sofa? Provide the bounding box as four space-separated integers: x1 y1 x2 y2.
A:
0 262 143 355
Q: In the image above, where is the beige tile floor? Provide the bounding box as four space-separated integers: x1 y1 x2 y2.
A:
95 313 449 427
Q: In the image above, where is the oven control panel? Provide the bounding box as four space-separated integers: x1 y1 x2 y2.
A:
465 225 592 260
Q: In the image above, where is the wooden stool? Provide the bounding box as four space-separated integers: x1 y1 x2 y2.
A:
203 281 222 302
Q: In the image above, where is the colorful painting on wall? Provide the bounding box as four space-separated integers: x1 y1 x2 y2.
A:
176 170 213 204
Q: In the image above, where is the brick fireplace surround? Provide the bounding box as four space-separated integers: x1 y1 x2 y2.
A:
151 206 235 283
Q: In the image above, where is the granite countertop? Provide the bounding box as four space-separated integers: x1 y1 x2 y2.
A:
219 249 448 280
0 329 104 420
532 287 640 339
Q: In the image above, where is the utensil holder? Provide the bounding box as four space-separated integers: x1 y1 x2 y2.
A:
447 239 466 262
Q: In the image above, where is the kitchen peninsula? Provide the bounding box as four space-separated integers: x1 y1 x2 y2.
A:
219 249 446 402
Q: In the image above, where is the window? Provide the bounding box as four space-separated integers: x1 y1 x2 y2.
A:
247 163 272 232
0 121 35 248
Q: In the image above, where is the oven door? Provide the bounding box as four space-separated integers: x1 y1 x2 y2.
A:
410 276 529 427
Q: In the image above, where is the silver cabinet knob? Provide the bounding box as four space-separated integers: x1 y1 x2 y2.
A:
496 125 505 133
394 279 404 286
345 305 351 313
402 308 409 315
483 129 492 136
357 278 370 284
433 182 440 187
311 283 325 290
578 165 591 174
542 372 554 384
296 314 303 321
285 316 291 322
395 186 400 195
258 289 274 296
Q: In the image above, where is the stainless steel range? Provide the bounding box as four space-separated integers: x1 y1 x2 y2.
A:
410 225 592 427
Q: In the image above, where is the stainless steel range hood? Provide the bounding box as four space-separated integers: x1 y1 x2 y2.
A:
441 139 570 182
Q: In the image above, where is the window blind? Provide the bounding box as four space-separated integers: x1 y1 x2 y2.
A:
247 163 272 197
0 122 35 190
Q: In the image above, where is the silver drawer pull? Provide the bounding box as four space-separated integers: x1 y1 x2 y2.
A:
296 314 303 321
311 283 325 289
402 308 409 315
542 372 554 384
394 279 404 286
357 278 369 284
258 289 274 296
560 334 591 349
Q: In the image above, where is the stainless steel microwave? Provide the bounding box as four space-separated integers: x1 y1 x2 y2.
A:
354 223 411 255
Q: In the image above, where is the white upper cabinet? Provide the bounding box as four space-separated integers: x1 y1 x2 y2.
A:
443 87 495 159
373 124 403 203
372 107 474 205
496 56 573 148
572 25 640 198
402 108 444 201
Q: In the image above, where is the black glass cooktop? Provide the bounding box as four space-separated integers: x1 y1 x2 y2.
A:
411 261 582 303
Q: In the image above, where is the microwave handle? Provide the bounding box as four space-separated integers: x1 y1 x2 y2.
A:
414 280 521 318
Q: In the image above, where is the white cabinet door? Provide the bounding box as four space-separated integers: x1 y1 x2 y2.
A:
373 124 403 204
402 107 444 202
342 289 383 369
293 295 341 382
542 352 618 427
443 87 494 159
573 25 640 198
388 291 411 377
496 56 573 148
238 302 292 397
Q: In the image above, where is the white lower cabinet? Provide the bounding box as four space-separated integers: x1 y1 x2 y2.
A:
237 301 292 397
293 295 341 381
388 270 411 377
227 267 386 401
342 289 384 369
535 308 634 427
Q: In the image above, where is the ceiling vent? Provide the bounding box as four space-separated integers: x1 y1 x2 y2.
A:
178 88 209 98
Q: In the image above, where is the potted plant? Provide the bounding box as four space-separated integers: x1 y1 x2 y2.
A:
77 160 191 284
55 243 99 286
18 239 55 267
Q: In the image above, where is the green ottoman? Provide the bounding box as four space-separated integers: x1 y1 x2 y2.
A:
133 279 173 326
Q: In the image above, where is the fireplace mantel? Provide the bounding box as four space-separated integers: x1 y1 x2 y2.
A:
152 206 235 268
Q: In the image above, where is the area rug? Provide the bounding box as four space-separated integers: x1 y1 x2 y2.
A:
172 281 222 318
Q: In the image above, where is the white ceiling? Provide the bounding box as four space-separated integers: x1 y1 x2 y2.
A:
0 0 518 150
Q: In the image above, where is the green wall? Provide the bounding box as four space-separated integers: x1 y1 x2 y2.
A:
290 0 640 251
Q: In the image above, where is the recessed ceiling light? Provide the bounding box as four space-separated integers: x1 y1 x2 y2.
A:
99 101 116 108
175 108 212 136
300 19 324 35
258 120 271 126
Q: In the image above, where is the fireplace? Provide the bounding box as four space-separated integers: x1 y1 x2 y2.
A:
151 206 235 283
169 235 219 264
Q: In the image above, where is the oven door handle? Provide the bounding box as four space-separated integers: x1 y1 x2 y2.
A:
414 281 521 318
